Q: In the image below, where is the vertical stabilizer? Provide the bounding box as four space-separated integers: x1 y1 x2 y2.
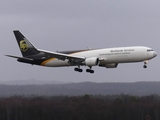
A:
13 30 39 57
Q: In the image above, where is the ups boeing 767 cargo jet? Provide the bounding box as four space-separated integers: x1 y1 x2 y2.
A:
6 30 157 73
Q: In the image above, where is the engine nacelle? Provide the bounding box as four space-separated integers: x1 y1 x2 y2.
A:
85 57 99 66
105 63 118 68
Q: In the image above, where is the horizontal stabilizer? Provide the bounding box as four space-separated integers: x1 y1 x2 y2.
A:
5 55 33 61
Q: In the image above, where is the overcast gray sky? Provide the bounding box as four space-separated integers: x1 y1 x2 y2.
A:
1 0 159 83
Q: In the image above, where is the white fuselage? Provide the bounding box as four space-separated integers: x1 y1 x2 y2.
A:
42 46 157 67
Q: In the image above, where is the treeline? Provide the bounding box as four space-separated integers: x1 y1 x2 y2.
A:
1 82 160 96
0 94 160 120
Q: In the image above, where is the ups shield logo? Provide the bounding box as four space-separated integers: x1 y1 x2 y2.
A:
20 40 28 52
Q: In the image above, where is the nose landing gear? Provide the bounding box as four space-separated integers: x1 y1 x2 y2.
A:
143 60 148 68
143 65 147 68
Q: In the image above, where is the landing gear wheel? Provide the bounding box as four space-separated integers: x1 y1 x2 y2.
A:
143 65 147 68
86 69 94 74
90 70 94 74
78 69 83 72
86 69 90 72
74 68 78 71
74 68 83 72
143 60 148 69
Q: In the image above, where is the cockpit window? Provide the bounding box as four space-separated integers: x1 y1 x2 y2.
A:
147 49 154 52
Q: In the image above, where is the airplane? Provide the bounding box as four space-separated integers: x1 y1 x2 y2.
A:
6 30 157 74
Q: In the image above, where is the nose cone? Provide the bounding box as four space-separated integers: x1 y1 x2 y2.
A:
153 51 157 57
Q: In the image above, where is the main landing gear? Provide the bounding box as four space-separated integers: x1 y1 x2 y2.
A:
74 67 94 73
74 67 83 72
86 66 94 73
143 60 148 68
86 69 94 73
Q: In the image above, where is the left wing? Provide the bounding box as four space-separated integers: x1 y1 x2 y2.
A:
38 49 86 64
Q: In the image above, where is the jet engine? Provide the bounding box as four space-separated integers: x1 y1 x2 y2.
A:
105 63 118 68
85 57 99 66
